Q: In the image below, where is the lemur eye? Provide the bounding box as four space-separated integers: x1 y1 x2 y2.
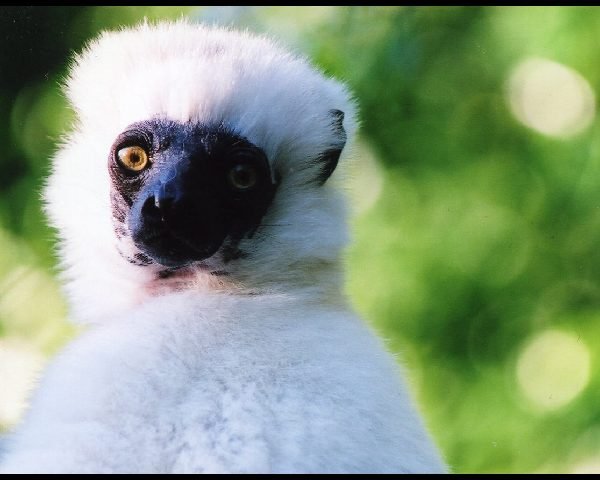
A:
117 146 149 172
228 164 258 190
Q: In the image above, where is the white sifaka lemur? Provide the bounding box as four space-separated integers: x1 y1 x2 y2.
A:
0 22 446 473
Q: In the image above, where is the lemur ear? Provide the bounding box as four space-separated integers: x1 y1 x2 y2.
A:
315 109 347 185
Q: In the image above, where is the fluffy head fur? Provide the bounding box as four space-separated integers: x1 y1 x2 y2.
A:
46 21 357 323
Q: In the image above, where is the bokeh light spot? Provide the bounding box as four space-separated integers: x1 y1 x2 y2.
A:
517 329 590 411
571 458 600 474
507 58 595 138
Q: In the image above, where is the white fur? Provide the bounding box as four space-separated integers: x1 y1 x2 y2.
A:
0 21 446 473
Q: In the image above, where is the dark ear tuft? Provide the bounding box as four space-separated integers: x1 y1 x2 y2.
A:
315 109 347 185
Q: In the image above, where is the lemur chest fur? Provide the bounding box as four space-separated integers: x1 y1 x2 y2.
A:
8 291 438 473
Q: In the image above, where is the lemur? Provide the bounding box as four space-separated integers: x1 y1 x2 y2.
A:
0 22 446 474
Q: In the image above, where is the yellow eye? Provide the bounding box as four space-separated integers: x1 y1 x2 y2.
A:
117 145 149 172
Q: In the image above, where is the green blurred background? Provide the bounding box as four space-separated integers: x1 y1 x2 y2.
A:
1 6 599 473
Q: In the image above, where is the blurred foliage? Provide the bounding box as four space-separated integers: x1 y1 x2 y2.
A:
1 6 599 473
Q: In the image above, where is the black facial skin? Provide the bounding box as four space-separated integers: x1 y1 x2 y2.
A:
109 119 278 268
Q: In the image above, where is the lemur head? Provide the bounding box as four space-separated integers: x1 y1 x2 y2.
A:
45 21 357 322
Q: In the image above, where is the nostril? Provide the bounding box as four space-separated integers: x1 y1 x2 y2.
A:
141 193 175 222
141 195 157 216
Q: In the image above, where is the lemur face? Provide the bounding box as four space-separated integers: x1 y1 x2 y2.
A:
107 109 346 272
108 119 278 268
